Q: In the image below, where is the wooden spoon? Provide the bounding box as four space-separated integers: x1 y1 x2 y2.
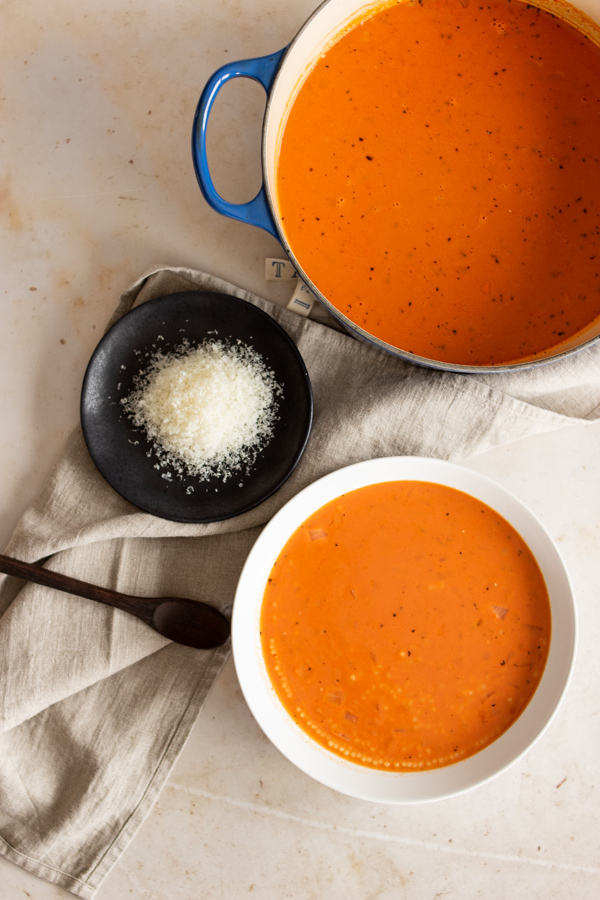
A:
0 552 230 649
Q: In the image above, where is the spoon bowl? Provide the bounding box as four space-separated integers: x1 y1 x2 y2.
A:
151 597 230 648
0 553 230 650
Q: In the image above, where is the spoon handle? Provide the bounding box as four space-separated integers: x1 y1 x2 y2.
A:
0 552 156 626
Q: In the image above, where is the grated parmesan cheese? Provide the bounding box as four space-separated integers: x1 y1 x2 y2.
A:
121 339 283 481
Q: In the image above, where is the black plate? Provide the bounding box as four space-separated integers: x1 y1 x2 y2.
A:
80 291 313 522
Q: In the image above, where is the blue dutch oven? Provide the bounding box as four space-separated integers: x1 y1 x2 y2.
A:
192 0 600 373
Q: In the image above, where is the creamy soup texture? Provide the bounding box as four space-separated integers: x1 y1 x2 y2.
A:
260 481 551 771
276 0 600 365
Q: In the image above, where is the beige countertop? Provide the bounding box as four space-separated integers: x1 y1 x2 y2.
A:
1 0 599 897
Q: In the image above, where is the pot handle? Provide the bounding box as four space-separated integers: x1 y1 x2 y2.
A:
192 49 286 239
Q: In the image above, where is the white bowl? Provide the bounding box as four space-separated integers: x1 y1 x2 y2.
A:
232 457 576 803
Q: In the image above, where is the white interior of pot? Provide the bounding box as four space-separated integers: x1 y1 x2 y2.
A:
263 0 600 371
264 0 377 210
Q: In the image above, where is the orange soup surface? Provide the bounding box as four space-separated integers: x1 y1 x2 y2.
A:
276 0 600 365
260 481 551 771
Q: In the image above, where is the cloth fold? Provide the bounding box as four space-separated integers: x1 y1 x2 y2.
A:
1 265 599 898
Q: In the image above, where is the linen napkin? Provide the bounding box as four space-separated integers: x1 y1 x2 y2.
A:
1 265 599 899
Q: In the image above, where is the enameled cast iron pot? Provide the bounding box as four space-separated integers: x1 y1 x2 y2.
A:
192 0 600 374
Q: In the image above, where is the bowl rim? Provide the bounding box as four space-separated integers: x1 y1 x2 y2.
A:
232 456 577 803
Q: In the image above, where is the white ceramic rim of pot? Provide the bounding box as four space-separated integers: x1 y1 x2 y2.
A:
260 0 600 373
232 456 577 804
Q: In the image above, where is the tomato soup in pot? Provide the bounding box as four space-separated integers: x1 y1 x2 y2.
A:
274 0 600 367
